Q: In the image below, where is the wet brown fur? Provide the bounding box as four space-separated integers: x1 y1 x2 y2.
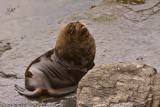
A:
55 22 96 68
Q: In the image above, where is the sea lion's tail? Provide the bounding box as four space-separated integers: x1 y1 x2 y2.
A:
15 84 77 97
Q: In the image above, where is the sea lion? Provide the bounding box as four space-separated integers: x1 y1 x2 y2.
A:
15 21 96 97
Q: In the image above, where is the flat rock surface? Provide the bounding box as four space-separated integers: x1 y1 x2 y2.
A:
0 0 160 106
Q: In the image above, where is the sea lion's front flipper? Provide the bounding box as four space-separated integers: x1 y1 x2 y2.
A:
47 84 78 97
15 84 42 97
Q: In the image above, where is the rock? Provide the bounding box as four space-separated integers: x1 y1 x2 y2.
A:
77 62 160 107
0 40 12 57
116 0 145 5
127 0 160 12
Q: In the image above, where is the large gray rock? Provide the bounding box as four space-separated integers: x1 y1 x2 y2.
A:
77 62 160 107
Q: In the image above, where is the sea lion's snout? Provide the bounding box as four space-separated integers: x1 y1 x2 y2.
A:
75 22 86 35
67 22 87 37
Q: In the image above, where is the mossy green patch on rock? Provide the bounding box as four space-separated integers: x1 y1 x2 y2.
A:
70 11 94 20
93 14 116 22
116 0 145 5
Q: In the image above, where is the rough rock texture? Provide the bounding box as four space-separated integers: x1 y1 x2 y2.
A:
0 40 12 57
77 62 160 107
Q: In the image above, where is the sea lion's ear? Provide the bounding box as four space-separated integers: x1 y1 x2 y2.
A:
68 24 75 35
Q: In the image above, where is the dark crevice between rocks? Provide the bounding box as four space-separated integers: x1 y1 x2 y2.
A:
0 40 12 57
0 71 19 79
109 101 145 107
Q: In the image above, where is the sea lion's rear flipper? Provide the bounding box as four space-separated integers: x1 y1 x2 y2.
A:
15 84 42 97
47 84 78 97
15 84 77 97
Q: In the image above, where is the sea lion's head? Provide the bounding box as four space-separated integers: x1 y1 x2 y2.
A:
55 21 95 67
56 21 89 44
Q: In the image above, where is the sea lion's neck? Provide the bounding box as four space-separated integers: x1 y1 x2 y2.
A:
54 49 87 73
